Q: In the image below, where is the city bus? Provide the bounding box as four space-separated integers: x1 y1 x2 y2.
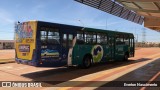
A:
15 20 135 68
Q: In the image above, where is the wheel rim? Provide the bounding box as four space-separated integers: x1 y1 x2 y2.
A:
84 57 91 67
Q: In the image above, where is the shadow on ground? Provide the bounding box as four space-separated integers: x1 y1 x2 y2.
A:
21 58 153 86
96 58 160 90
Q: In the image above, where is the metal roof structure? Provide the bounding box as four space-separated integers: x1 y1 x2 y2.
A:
116 0 160 32
75 0 144 25
75 0 160 32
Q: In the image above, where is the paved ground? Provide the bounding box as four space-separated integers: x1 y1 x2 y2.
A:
0 50 15 63
0 48 160 90
0 50 15 59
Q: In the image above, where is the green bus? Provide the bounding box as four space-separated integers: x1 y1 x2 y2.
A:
15 21 135 68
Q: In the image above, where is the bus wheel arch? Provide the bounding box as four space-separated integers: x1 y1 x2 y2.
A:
81 54 93 68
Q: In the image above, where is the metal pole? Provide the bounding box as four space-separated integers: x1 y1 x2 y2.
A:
78 20 85 30
106 14 108 30
137 34 138 42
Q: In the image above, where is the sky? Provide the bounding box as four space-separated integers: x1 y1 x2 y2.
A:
0 0 159 42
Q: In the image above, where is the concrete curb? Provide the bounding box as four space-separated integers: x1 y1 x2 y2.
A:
0 59 15 64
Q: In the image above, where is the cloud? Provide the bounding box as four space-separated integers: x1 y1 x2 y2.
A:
0 8 14 24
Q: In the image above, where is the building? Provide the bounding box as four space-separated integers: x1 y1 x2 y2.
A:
0 40 15 49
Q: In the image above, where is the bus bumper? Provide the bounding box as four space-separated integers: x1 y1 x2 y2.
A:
15 58 67 67
15 58 38 66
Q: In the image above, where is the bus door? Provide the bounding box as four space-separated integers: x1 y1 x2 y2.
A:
130 38 134 57
108 36 115 60
115 34 124 60
61 31 76 66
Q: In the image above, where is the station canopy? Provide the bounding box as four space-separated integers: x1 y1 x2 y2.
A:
116 0 160 32
75 0 160 32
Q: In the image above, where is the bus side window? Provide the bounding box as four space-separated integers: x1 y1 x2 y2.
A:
40 31 47 45
132 39 134 47
48 30 60 45
116 34 124 45
130 36 134 48
77 31 85 44
40 29 60 45
97 33 101 44
85 32 96 44
124 35 129 45
97 33 107 44
85 32 91 44
68 34 73 47
93 34 96 44
63 34 67 48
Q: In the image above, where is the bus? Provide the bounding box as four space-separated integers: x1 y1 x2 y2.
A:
15 20 135 68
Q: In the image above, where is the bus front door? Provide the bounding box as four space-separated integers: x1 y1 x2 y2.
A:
62 33 76 66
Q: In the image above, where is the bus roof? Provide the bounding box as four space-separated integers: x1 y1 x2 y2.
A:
26 20 134 36
84 27 133 35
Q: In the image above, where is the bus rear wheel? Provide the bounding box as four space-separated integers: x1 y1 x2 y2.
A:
81 55 92 69
124 53 129 61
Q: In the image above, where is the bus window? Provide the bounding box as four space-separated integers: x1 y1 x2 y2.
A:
77 31 85 44
124 35 129 45
68 34 73 47
97 33 107 44
93 33 96 44
62 34 74 48
130 38 134 48
85 32 96 44
40 29 60 45
63 34 67 48
40 31 47 45
116 34 124 45
48 30 60 45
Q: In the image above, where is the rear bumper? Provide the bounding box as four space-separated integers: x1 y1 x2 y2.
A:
15 58 38 66
15 58 67 67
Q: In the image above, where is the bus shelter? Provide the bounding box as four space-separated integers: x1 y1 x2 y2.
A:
75 0 160 32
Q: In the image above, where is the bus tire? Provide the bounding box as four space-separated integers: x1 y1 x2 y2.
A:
81 55 92 69
124 53 129 61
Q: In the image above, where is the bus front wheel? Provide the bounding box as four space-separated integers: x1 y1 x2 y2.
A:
81 55 92 69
